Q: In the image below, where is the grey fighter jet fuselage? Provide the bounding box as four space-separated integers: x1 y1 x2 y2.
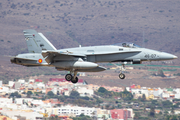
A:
10 30 178 83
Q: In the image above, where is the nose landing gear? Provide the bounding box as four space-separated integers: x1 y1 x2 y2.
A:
119 73 125 79
119 64 126 79
111 63 126 79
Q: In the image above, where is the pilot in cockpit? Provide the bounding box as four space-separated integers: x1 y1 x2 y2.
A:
129 43 133 48
116 42 140 48
122 43 126 47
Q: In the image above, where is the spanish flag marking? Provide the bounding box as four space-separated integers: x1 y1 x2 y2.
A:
38 59 43 63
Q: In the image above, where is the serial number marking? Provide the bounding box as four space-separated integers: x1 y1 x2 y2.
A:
144 54 156 58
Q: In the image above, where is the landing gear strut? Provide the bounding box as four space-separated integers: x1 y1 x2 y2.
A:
65 70 79 83
119 64 126 79
112 63 126 79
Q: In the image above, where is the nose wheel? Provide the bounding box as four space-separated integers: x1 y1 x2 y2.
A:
119 73 125 79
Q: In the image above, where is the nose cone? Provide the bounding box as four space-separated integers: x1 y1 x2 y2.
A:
160 52 178 60
10 57 16 63
173 55 178 59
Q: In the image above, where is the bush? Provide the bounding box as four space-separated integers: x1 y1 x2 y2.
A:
162 100 172 108
70 91 80 97
10 92 21 98
98 87 108 93
27 91 33 97
47 91 54 97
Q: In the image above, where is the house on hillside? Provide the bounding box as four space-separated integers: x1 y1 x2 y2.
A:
49 78 86 85
76 87 94 97
46 105 96 117
110 109 133 120
96 108 111 120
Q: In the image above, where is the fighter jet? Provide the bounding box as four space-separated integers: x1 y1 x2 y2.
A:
10 29 178 83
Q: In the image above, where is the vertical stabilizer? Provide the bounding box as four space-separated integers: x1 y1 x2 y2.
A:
23 29 57 53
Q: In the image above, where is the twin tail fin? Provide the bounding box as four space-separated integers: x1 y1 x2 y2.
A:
23 29 57 53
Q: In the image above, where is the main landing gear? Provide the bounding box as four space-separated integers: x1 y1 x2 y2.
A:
65 70 79 83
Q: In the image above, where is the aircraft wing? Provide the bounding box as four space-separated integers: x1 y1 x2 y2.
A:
42 50 86 63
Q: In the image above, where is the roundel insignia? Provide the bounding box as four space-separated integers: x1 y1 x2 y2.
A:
38 59 43 63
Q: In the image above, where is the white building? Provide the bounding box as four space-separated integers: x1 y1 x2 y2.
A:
64 91 70 96
18 79 25 84
0 86 10 93
175 93 180 99
36 82 45 89
14 82 21 89
52 87 58 95
54 105 96 117
76 87 94 97
0 109 43 120
9 81 15 87
0 81 2 87
15 98 25 105
31 100 44 106
162 92 170 98
0 98 13 106
153 89 163 97
174 88 180 94
29 79 35 83
131 88 149 97
126 87 130 91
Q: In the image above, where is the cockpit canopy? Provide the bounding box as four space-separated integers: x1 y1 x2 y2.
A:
114 42 141 48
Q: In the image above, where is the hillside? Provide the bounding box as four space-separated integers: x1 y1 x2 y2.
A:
0 0 179 86
0 0 180 55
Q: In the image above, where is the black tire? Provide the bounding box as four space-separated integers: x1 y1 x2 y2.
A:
71 77 78 83
119 73 125 79
65 74 73 81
